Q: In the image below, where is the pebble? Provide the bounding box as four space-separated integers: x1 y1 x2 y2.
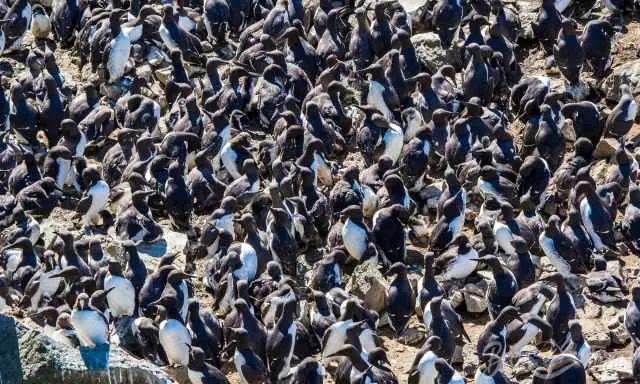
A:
585 328 612 350
610 326 630 346
583 301 603 319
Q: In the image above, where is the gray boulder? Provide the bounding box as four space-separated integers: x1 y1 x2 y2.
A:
411 32 463 73
0 315 175 384
602 59 640 101
591 356 633 383
345 262 389 313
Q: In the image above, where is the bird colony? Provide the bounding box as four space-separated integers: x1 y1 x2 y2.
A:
2 0 640 382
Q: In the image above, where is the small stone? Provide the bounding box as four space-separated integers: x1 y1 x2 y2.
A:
589 350 609 367
449 289 465 308
584 328 612 350
593 138 621 159
602 58 640 101
607 317 620 329
136 64 153 84
610 325 630 346
407 272 421 297
561 118 577 142
463 279 488 313
583 301 602 319
201 41 214 53
153 66 173 86
411 33 463 74
399 327 425 346
345 262 388 313
514 356 539 379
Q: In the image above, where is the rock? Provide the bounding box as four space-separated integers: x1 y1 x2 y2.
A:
602 59 640 101
0 316 175 384
583 301 602 319
516 0 540 40
405 246 426 266
607 317 620 329
589 350 609 367
100 82 129 100
407 272 421 297
0 315 21 383
147 46 167 67
398 326 425 346
591 357 633 383
450 289 465 308
462 279 488 313
593 138 621 159
163 367 190 384
153 66 173 86
411 32 463 73
514 352 540 378
345 262 389 313
584 328 612 350
201 41 214 53
610 325 630 346
136 64 154 84
561 118 577 142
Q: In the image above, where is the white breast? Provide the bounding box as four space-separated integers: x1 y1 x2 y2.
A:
314 152 332 187
447 212 464 243
220 143 241 179
159 319 191 366
322 320 351 358
123 24 142 42
178 16 196 32
104 274 136 317
108 33 131 82
233 243 258 282
27 219 40 246
580 198 604 250
70 309 108 348
509 323 540 358
383 124 404 164
445 248 479 280
362 185 378 218
626 98 638 122
417 351 438 384
494 221 515 254
234 349 248 384
215 213 235 236
279 322 297 379
55 158 71 189
342 219 368 260
368 80 393 121
159 25 179 51
474 370 496 384
179 280 189 321
577 342 591 368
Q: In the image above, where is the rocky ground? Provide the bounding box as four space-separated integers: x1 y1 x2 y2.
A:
4 0 640 383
